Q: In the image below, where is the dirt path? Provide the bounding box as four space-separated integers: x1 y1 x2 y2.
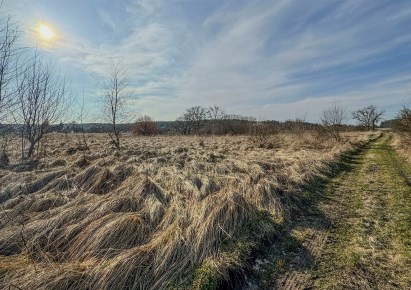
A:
246 133 411 289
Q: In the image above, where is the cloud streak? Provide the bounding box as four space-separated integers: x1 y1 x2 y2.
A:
3 0 411 121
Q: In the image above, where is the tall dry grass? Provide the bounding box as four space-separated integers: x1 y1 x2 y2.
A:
0 131 375 289
392 133 411 163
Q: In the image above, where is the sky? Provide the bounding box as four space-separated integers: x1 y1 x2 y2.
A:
3 0 411 122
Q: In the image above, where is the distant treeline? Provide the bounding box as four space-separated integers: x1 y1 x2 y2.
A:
0 119 362 136
380 119 396 128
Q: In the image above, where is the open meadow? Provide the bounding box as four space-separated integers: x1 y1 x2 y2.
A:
0 131 376 289
1 1 411 289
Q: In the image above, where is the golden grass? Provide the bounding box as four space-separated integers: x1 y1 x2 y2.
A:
392 133 411 163
0 131 376 289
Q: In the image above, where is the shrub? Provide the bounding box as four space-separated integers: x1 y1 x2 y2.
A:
131 115 159 136
248 122 278 148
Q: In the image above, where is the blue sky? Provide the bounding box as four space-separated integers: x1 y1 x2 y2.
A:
3 0 411 122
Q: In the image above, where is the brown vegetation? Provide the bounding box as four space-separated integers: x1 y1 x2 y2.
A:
320 103 347 142
131 115 158 136
100 61 129 149
0 131 375 289
15 51 71 158
393 106 411 162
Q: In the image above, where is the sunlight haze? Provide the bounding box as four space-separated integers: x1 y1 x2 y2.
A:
3 0 411 122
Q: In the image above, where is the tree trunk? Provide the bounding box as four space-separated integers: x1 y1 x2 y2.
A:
27 141 35 158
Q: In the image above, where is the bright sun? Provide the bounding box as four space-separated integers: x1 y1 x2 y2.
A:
37 24 55 40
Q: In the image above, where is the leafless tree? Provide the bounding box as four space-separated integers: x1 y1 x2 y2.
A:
396 106 411 130
187 106 207 133
74 84 90 164
15 52 70 159
0 125 11 166
174 115 194 135
320 103 347 141
78 87 89 148
207 105 225 120
0 12 21 119
132 115 158 136
352 105 384 130
174 106 207 135
0 10 22 164
100 61 128 149
206 105 225 134
394 105 411 144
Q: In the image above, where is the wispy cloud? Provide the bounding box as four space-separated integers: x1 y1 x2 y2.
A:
3 0 411 121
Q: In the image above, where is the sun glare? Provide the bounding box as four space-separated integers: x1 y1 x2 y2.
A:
37 24 55 41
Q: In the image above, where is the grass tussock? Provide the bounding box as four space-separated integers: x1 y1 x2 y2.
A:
392 133 411 163
0 132 375 289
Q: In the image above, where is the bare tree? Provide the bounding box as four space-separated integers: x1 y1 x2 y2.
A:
206 105 225 134
0 10 22 163
396 106 411 130
15 52 70 159
320 103 347 141
132 115 158 136
0 12 21 119
100 61 128 149
207 105 225 120
74 83 90 164
394 105 411 144
352 105 384 130
78 85 89 149
174 106 207 135
0 124 11 166
187 106 207 134
174 115 194 135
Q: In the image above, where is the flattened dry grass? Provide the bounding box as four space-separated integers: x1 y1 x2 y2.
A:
0 132 374 289
392 133 411 164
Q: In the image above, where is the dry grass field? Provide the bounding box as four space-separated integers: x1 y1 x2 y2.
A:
393 134 411 163
0 131 376 289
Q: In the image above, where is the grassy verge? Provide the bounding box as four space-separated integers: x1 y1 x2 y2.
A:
314 133 411 289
